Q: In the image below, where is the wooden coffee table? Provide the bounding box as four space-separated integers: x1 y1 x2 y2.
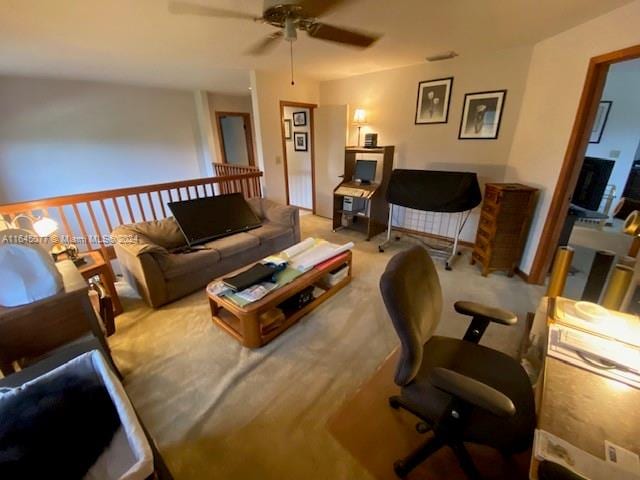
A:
207 250 352 348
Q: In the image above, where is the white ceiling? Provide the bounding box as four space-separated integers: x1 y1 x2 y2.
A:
0 0 633 94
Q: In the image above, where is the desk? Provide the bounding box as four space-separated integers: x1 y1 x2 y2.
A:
529 299 640 478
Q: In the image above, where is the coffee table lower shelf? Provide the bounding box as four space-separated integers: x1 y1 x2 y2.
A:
208 251 352 348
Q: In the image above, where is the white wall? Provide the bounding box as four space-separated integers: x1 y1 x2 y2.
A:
505 0 640 275
250 70 320 204
283 106 313 209
0 75 203 203
318 45 533 241
207 93 255 166
585 59 640 199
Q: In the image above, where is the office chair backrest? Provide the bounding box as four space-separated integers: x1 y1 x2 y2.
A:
380 246 442 386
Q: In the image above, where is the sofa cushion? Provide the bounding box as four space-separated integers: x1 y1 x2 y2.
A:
245 197 264 219
205 233 260 259
154 248 221 280
127 218 186 250
247 223 292 244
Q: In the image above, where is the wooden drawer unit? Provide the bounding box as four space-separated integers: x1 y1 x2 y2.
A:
471 183 538 277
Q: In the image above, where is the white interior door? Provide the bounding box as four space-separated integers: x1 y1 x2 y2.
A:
314 105 348 218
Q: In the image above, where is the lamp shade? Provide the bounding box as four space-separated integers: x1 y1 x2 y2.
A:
352 108 367 125
33 217 58 237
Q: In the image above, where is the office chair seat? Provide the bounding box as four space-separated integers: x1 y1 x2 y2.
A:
380 246 536 478
400 336 535 453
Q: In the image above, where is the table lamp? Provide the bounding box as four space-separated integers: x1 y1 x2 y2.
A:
2 213 78 261
8 213 58 238
352 108 367 147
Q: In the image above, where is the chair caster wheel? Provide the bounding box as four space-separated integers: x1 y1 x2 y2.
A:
393 460 409 478
388 397 401 409
457 251 462 255
395 236 401 241
415 422 430 434
445 264 452 271
379 246 385 252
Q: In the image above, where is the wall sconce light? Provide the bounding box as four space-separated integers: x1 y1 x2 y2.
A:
352 108 368 147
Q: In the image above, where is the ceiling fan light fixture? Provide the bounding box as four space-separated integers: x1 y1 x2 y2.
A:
284 17 297 42
426 51 459 62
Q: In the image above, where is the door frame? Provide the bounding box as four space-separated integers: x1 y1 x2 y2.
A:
279 100 317 213
214 111 256 166
528 44 640 284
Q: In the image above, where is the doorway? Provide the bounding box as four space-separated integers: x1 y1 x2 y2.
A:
529 44 640 285
280 101 317 212
215 111 255 166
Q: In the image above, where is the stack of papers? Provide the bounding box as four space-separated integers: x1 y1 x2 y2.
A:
534 430 640 479
282 237 353 272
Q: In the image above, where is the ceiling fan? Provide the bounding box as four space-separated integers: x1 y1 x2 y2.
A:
168 0 381 55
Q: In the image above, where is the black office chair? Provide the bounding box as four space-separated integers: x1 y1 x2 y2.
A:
379 246 536 479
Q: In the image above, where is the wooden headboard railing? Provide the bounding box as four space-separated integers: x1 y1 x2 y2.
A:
0 164 263 263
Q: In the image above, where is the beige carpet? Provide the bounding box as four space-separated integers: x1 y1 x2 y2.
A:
109 215 544 479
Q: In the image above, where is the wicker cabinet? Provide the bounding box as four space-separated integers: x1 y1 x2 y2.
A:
471 183 537 277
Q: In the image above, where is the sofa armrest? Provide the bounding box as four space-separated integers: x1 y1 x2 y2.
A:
112 227 168 307
111 226 167 257
260 198 299 227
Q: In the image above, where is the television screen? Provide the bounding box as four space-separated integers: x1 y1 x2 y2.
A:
168 193 261 246
354 160 377 183
572 157 615 211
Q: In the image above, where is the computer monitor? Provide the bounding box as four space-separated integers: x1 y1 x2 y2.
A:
354 160 377 184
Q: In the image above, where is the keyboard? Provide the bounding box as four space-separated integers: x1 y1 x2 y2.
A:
335 186 365 197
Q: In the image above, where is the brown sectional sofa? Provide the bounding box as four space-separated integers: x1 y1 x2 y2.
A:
112 197 300 307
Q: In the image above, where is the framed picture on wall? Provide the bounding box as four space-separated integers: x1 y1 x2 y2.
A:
293 132 308 151
589 100 612 144
293 111 307 126
414 77 454 124
458 90 507 140
283 119 292 140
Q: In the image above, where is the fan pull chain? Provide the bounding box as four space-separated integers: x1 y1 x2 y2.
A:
290 40 295 86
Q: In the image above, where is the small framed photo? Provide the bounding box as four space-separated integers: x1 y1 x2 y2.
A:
458 90 507 140
589 101 612 144
415 77 454 124
283 119 292 140
293 132 308 151
293 111 307 126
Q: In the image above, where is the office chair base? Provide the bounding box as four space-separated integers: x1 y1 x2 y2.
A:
392 436 482 480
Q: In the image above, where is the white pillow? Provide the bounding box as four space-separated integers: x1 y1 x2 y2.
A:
0 229 63 307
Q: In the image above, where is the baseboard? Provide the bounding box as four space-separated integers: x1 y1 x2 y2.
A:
515 267 530 283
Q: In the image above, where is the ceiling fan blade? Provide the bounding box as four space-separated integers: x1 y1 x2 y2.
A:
306 23 380 48
298 0 354 17
246 32 283 56
168 1 256 20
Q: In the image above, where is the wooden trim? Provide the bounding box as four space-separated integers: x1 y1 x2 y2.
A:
279 100 318 214
515 268 530 283
214 111 256 167
0 172 263 258
528 43 640 285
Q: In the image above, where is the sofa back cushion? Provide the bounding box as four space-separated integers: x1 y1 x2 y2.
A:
127 217 186 250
